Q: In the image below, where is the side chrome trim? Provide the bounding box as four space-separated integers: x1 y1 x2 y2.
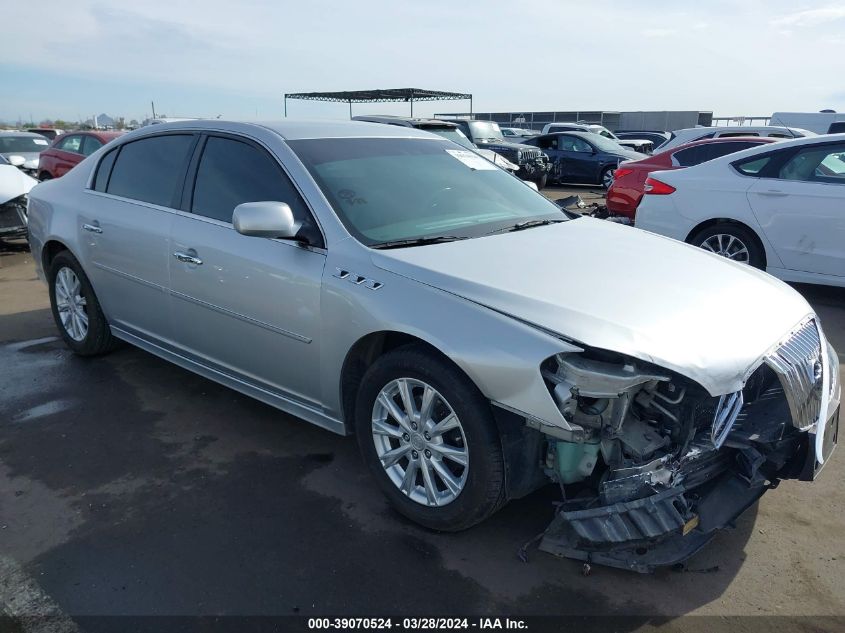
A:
92 262 167 292
169 290 312 343
110 326 344 435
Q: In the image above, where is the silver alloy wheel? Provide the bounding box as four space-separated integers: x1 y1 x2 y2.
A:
602 168 615 188
699 233 750 264
371 378 469 507
54 267 88 341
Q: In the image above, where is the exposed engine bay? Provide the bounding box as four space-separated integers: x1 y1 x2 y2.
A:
533 334 839 573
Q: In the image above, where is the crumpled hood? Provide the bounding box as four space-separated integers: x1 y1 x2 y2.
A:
370 218 812 395
0 164 38 204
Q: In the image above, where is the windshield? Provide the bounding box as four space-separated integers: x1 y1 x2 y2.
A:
585 134 628 153
0 135 50 153
288 137 566 246
467 121 503 142
427 128 475 150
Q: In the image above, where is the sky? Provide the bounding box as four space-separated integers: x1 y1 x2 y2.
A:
3 0 845 124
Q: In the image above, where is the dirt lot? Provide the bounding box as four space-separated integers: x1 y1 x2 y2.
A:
1 219 844 631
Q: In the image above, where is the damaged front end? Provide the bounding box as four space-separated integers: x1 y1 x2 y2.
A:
536 318 841 573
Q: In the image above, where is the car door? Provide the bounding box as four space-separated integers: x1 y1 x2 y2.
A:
555 135 595 183
746 141 845 278
168 133 326 406
52 134 84 177
81 132 197 342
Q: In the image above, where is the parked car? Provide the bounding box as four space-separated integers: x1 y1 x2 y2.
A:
614 130 670 148
828 122 845 134
38 131 125 180
635 134 845 287
27 128 64 141
540 122 654 154
500 127 536 140
607 137 779 219
437 119 551 187
0 154 38 241
351 116 518 172
0 131 50 178
27 120 840 572
770 111 845 135
523 131 646 188
657 126 814 152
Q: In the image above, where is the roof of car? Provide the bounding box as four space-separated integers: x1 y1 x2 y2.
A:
123 119 438 141
0 131 48 138
351 115 459 128
663 136 779 153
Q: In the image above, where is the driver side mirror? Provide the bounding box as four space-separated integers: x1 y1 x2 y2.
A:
233 201 300 239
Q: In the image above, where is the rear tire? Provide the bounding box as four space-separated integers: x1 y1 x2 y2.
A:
601 166 615 189
355 345 506 531
48 251 118 356
690 223 765 269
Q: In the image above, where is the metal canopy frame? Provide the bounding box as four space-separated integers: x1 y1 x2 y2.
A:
284 88 472 118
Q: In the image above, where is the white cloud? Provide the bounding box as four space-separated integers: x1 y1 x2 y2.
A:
642 28 676 38
770 5 845 27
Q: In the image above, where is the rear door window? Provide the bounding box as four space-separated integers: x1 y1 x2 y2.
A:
106 134 195 207
777 143 845 184
190 135 310 224
57 135 83 154
92 148 118 192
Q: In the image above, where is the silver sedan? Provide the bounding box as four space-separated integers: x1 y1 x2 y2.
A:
26 120 840 572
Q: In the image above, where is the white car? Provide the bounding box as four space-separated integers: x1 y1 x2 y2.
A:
657 126 814 152
635 134 845 287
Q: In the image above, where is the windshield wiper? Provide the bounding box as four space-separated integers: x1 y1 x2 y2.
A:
486 218 567 235
371 235 469 250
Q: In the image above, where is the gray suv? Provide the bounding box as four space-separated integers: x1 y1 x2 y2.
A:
26 120 839 571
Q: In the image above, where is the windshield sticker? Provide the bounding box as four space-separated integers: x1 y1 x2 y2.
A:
445 149 497 171
338 189 367 205
33 139 49 145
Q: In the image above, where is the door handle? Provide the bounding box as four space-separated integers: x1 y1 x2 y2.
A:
758 189 788 197
173 251 203 265
82 223 102 233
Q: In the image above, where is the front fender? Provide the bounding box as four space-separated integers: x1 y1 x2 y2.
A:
319 240 579 431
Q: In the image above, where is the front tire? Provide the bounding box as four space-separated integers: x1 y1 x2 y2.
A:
533 173 548 189
355 345 506 531
690 223 765 269
48 251 117 355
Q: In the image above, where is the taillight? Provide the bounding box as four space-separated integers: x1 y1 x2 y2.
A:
613 168 634 179
643 177 676 195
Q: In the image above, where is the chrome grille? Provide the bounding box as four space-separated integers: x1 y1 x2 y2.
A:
521 149 541 161
765 319 824 430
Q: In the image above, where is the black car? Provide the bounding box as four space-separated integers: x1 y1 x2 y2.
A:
437 119 551 187
523 131 646 188
614 130 671 149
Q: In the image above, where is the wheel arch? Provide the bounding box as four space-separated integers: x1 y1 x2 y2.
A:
685 217 768 268
340 330 479 434
41 239 74 276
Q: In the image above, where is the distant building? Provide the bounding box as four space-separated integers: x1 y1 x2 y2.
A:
433 110 714 132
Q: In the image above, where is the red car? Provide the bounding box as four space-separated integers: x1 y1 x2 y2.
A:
606 136 779 219
38 131 124 180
